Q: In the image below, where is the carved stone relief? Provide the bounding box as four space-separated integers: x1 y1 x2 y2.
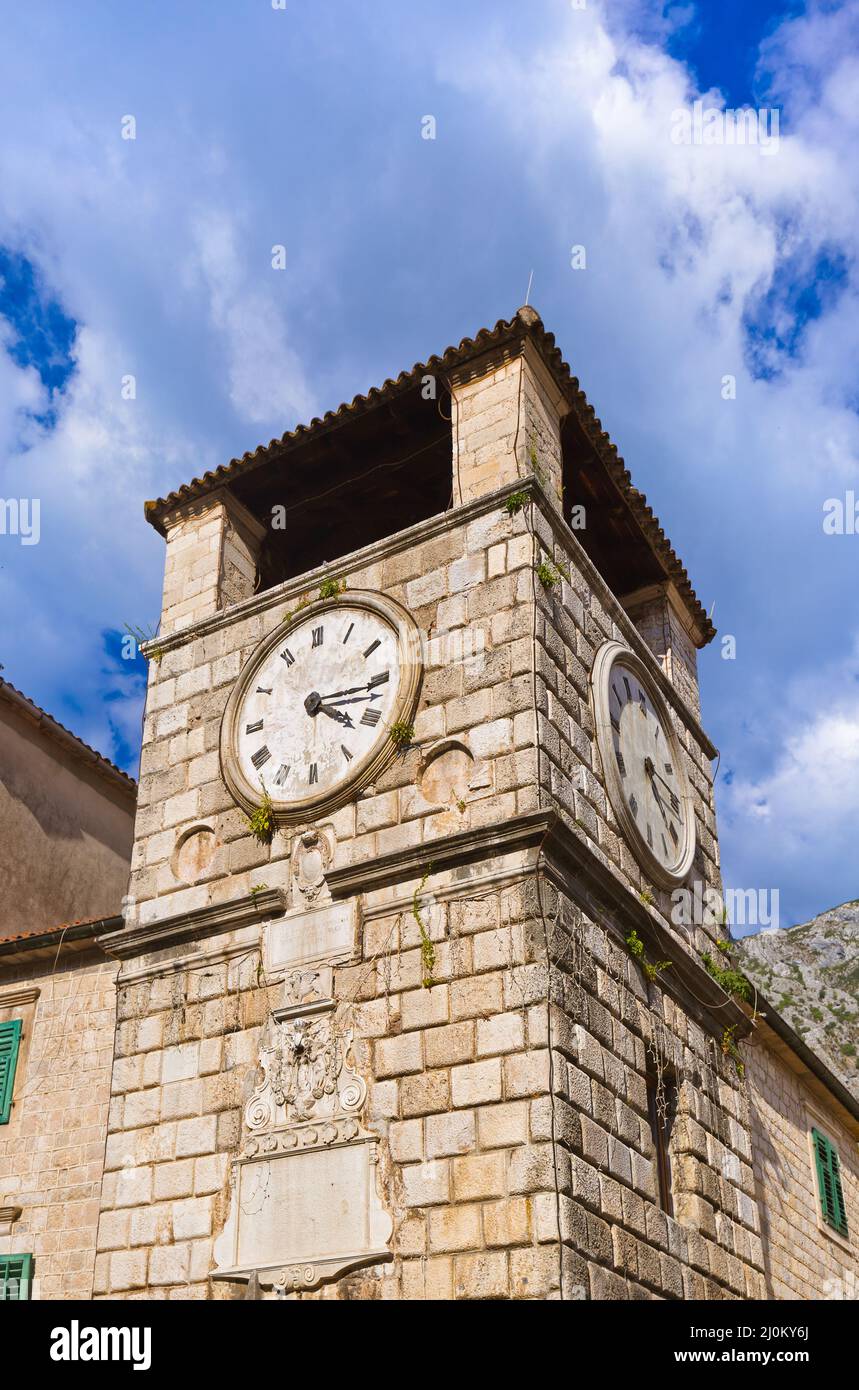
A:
211 971 391 1294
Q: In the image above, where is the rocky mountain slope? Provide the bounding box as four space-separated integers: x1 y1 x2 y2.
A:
735 899 859 1100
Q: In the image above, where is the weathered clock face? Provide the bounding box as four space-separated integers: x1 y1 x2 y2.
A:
592 642 696 888
221 593 421 823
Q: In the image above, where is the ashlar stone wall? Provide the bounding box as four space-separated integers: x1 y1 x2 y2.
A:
0 950 118 1299
745 1036 859 1300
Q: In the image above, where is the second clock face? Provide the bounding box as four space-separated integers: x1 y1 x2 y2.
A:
608 663 688 877
591 640 696 888
234 604 402 807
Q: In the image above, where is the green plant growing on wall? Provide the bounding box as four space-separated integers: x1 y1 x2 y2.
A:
124 622 164 664
644 958 673 984
504 490 529 517
245 783 276 846
282 594 311 625
639 889 655 907
389 719 415 752
536 555 569 590
319 577 347 600
721 1025 745 1079
413 868 436 989
527 435 546 485
701 952 753 1003
626 928 645 961
626 927 671 984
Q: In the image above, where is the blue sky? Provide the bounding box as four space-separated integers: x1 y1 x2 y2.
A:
1 0 858 928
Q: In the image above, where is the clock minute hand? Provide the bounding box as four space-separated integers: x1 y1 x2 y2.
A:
318 684 365 701
321 672 388 703
326 693 382 706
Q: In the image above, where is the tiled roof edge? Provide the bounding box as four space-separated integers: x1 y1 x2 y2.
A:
145 307 714 644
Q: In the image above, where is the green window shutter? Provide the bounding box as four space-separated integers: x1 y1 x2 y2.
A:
0 1018 22 1124
0 1253 33 1300
812 1127 849 1237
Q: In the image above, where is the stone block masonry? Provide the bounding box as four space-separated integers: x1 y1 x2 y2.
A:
0 953 118 1300
96 476 767 1300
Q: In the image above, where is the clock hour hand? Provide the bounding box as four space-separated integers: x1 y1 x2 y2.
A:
303 690 354 727
644 758 680 813
318 703 354 727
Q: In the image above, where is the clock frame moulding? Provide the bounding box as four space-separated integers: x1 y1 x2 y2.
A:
219 588 423 828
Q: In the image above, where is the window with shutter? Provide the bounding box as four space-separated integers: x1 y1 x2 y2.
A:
0 1253 33 1300
812 1127 848 1237
0 1018 22 1124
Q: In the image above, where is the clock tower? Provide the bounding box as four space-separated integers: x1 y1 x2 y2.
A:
95 308 766 1300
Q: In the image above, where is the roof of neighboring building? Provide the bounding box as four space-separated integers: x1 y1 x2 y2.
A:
0 678 137 798
144 307 715 644
745 992 859 1137
0 914 123 957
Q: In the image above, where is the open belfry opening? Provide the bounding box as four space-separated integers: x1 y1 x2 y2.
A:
4 307 856 1305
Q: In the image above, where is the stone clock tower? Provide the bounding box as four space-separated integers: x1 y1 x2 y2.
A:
95 308 765 1300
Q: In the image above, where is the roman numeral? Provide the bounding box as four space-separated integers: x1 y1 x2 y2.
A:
275 764 290 786
664 763 673 776
661 833 669 856
343 623 354 644
639 695 647 714
309 763 318 785
646 823 653 848
612 682 623 706
623 676 632 699
670 792 680 812
342 745 353 762
616 751 626 776
361 707 382 727
256 686 272 695
245 720 263 735
629 793 638 818
367 670 390 689
312 627 323 648
281 648 295 667
363 639 381 659
669 823 678 844
251 746 271 770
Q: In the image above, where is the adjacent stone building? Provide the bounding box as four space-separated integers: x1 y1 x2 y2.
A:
2 308 855 1302
0 685 135 1300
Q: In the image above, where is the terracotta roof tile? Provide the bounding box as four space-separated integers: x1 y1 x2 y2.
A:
0 915 122 946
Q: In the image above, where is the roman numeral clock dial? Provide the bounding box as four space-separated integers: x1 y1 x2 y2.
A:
591 641 696 888
220 592 422 826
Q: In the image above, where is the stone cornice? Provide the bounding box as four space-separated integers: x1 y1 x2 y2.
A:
142 481 527 657
328 809 748 1044
0 986 40 1007
0 1206 22 1236
326 809 551 899
140 476 716 761
100 888 288 961
538 813 749 1039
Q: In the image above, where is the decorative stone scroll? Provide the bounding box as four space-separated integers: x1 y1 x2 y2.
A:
211 973 391 1294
